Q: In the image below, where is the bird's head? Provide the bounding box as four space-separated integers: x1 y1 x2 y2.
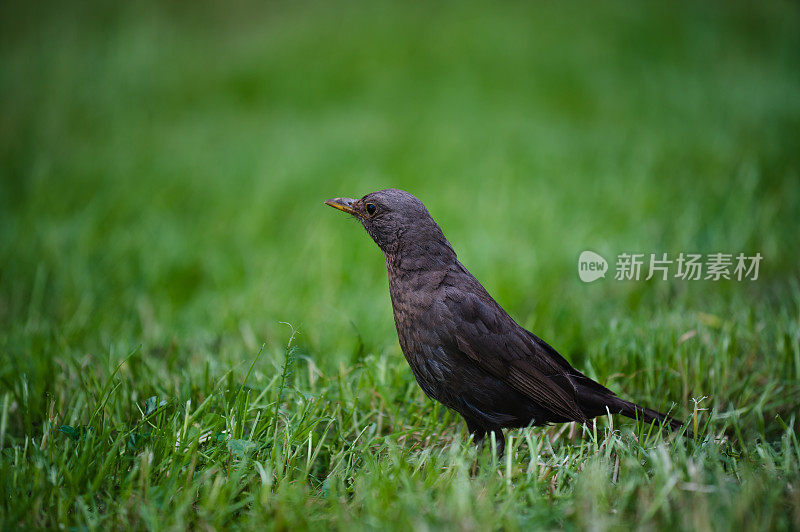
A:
325 189 455 259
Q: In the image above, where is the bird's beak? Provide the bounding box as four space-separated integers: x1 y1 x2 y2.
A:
325 197 358 216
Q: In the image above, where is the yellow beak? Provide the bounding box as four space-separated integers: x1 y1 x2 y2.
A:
324 197 358 216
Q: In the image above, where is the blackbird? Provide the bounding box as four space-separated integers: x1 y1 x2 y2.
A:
326 189 684 454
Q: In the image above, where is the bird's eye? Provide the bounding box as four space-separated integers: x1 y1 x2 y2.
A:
366 203 377 215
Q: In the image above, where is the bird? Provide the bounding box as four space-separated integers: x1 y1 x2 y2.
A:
325 188 685 454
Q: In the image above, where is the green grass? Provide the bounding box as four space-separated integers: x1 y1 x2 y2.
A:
2 0 800 529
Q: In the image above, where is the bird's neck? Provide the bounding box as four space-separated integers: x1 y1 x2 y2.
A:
385 236 457 274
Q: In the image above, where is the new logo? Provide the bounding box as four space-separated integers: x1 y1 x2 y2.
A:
578 250 608 283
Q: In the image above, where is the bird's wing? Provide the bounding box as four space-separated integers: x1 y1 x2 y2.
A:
443 283 588 422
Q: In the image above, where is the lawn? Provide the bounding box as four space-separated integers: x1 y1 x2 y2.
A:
1 0 799 529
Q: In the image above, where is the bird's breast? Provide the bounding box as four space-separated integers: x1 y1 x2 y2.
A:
386 266 461 395
387 270 447 338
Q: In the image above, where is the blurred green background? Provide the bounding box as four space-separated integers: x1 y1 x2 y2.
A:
2 0 800 528
2 0 799 400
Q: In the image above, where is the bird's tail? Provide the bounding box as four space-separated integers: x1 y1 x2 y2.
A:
575 378 687 433
604 395 685 432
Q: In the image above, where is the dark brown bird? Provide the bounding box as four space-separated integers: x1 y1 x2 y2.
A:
326 189 684 454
